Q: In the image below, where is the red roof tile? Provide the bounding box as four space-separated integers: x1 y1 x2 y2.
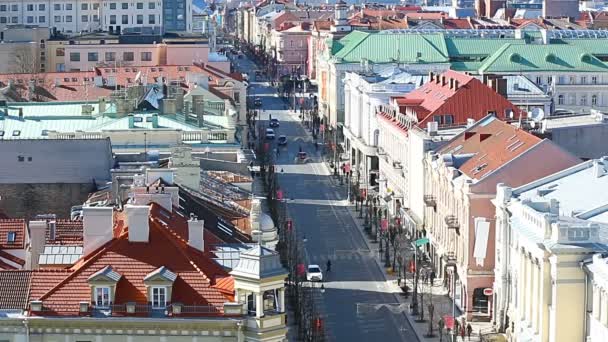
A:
0 249 25 266
0 219 26 249
437 117 541 179
395 70 524 127
30 204 233 316
0 270 31 309
46 220 84 246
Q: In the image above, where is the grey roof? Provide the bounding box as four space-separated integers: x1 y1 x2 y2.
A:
88 265 122 282
0 271 31 310
504 75 546 97
515 157 608 223
230 245 287 280
144 266 177 282
0 139 113 184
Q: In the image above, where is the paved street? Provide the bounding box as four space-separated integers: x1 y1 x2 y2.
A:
238 56 418 342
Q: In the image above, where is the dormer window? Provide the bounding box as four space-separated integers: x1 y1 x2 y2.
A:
144 266 176 309
87 266 122 309
95 286 111 308
151 286 167 308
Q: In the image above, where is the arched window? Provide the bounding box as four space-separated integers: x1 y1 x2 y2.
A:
373 129 380 147
557 94 564 105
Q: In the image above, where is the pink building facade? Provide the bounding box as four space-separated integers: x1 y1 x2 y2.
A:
422 115 580 320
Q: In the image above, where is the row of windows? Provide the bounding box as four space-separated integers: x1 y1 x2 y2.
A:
95 286 166 308
536 75 600 85
0 2 161 14
109 14 155 25
556 94 600 106
69 51 153 62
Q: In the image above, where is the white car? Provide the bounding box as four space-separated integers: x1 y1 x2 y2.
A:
265 128 275 140
306 265 323 282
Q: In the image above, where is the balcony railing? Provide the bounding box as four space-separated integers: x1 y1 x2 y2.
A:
445 215 460 234
423 195 436 208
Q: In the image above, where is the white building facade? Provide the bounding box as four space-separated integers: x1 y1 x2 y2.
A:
493 158 608 342
0 0 193 35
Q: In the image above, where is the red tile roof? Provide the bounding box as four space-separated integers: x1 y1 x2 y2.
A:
405 12 447 20
0 219 26 249
437 117 541 180
0 270 31 309
387 71 524 128
0 249 25 267
46 220 84 246
28 203 233 316
442 18 473 29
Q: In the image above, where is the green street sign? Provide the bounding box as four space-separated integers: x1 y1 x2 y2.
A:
415 238 430 247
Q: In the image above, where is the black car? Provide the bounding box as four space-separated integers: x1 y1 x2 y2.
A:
269 118 280 127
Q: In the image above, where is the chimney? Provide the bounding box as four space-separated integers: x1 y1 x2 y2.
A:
83 206 114 255
441 75 446 86
196 100 205 127
429 71 435 82
449 78 454 90
466 118 476 127
99 98 107 113
427 121 438 136
125 204 150 243
28 220 47 269
454 80 459 90
48 220 56 241
187 214 205 252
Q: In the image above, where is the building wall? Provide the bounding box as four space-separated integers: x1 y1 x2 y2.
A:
63 44 162 70
0 183 95 219
549 123 608 160
543 0 579 19
165 44 210 65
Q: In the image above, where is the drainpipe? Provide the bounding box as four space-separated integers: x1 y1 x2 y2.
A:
22 317 29 342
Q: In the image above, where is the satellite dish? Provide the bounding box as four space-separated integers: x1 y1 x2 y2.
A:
529 108 545 122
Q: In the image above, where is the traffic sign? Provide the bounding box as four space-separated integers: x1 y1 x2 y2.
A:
415 237 430 246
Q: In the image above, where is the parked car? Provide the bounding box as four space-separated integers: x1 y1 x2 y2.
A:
306 265 323 282
269 118 280 127
278 135 287 145
265 128 275 140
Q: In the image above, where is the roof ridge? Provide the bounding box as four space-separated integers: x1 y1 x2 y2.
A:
421 33 448 60
334 31 370 60
149 204 212 280
478 43 512 73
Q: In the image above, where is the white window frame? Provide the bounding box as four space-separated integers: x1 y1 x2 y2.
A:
95 286 111 308
151 286 167 308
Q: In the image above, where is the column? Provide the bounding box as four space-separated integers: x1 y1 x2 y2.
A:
278 288 285 313
256 292 263 318
518 249 526 321
532 259 539 333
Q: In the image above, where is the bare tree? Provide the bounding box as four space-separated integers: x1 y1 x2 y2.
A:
11 44 40 74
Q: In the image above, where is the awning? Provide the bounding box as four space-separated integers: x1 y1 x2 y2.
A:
473 217 490 266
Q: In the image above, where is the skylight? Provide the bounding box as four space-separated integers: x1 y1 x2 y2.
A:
7 231 16 243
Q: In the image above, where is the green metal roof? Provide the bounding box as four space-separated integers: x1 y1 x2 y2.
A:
561 39 608 56
332 32 449 64
477 43 608 73
445 38 525 56
450 61 483 72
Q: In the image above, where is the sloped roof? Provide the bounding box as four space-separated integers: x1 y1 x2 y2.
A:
445 38 525 57
333 31 449 64
0 271 31 309
27 203 233 316
45 220 83 246
478 43 608 73
0 219 26 249
437 116 542 180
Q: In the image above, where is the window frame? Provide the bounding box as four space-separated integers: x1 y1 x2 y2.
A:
95 286 111 308
151 286 167 308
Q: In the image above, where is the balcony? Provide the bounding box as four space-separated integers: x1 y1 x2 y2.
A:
423 195 436 208
444 215 460 234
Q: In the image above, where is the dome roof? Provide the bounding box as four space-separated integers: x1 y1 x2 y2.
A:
260 213 275 232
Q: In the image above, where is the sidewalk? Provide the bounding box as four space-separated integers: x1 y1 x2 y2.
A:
323 170 493 342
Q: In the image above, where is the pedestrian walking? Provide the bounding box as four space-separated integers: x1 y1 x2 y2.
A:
430 270 436 286
460 326 466 341
466 323 472 341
